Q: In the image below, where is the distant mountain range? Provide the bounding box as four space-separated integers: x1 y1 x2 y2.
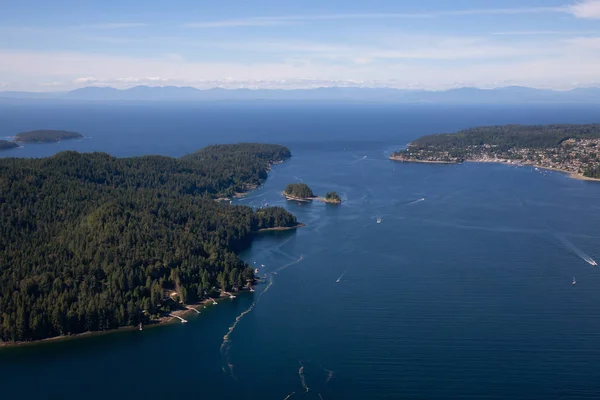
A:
1 85 600 104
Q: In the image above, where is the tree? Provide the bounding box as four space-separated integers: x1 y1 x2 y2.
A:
284 183 314 198
0 143 298 342
325 192 342 203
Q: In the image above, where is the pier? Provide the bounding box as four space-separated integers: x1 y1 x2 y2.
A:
169 314 188 323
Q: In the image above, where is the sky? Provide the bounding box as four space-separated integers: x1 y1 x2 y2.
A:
1 0 600 91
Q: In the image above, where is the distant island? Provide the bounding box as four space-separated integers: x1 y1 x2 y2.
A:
0 130 85 151
15 130 84 143
0 140 19 150
391 124 600 180
0 143 299 345
283 183 342 204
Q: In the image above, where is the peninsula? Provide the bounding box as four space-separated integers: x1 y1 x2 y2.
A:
391 124 600 180
0 140 19 150
15 129 84 143
0 143 299 345
283 183 342 204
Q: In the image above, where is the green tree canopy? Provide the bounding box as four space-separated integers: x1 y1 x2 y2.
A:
284 183 314 198
0 143 296 342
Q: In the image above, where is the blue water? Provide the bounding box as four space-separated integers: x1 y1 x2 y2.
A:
2 102 600 399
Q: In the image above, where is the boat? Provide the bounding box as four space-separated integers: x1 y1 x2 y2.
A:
139 322 143 331
572 277 577 285
376 217 382 224
229 294 236 299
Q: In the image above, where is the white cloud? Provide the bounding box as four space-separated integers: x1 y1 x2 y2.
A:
184 18 295 28
1 38 599 91
183 2 600 28
73 77 103 85
41 81 64 87
568 0 600 19
191 36 557 61
72 22 149 29
2 31 600 91
184 7 566 28
492 30 600 35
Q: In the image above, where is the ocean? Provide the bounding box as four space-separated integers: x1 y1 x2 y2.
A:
1 102 600 399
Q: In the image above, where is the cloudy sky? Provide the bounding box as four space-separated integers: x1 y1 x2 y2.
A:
1 0 600 91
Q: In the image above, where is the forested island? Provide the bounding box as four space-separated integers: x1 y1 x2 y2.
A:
283 183 342 203
284 183 314 200
391 124 600 179
325 192 342 204
15 130 84 143
0 143 298 343
0 140 19 150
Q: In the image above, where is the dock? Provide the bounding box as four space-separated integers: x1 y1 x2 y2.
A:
169 314 188 323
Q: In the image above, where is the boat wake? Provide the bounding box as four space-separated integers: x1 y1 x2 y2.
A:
237 194 265 202
221 255 305 377
319 364 334 384
336 271 345 283
352 155 368 163
283 392 295 400
405 197 425 206
298 361 310 392
282 360 333 398
555 234 597 266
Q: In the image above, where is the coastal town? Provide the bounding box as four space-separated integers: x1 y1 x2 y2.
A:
391 126 600 180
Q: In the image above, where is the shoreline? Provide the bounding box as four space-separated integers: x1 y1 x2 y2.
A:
255 223 306 232
282 192 313 202
390 156 600 182
215 159 285 202
314 196 342 204
389 156 459 164
282 193 342 204
0 290 252 348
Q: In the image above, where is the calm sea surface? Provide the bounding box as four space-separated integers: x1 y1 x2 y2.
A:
2 102 600 399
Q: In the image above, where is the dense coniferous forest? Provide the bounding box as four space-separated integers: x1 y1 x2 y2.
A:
0 140 19 150
15 130 84 143
284 183 314 198
404 124 600 153
0 143 297 342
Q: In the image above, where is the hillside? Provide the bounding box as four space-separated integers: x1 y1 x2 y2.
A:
391 124 600 178
0 143 296 342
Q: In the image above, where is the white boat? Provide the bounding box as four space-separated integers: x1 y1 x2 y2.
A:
230 294 236 299
572 277 577 285
376 217 382 224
